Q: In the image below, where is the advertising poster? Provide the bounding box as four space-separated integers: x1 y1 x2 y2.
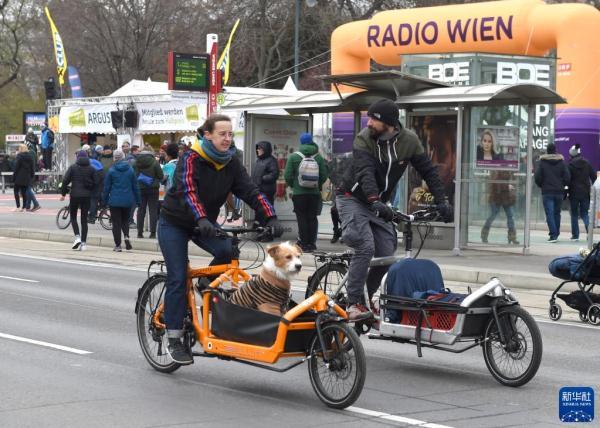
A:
407 114 457 214
475 126 519 170
22 112 46 134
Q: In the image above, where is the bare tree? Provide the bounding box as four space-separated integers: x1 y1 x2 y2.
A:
0 0 29 90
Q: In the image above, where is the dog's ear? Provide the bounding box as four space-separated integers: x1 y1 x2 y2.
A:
293 243 303 255
267 244 279 258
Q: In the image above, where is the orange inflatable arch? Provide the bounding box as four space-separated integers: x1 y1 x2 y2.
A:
331 0 599 110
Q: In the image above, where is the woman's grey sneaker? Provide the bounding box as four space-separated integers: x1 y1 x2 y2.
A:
124 239 132 250
113 245 122 252
80 243 87 251
167 338 193 365
72 236 81 250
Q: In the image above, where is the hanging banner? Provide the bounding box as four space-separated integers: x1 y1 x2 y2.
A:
59 104 115 134
58 101 207 134
137 101 206 132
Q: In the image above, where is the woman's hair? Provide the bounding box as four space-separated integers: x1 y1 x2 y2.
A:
18 143 28 153
198 114 231 135
165 142 179 159
479 129 496 153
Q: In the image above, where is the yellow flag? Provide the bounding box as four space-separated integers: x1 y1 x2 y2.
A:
217 19 240 85
44 7 68 86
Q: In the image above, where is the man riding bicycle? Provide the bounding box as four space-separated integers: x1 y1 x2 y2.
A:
336 99 453 321
159 114 284 364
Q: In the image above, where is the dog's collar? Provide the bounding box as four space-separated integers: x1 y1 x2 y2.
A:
259 269 290 289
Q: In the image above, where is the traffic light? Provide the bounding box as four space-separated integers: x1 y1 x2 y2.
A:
44 78 58 100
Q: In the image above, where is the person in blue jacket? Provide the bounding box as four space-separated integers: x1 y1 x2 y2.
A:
103 149 140 252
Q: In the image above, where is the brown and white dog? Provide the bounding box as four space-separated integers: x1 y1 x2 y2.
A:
229 242 303 315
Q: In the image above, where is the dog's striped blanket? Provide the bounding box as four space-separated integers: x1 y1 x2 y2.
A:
229 275 290 314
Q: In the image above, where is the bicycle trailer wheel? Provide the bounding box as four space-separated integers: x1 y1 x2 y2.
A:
482 305 542 387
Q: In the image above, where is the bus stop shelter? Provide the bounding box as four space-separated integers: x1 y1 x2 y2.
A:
222 71 566 255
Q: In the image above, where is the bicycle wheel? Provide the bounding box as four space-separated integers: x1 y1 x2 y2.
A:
136 275 181 373
98 208 112 230
482 305 543 387
305 263 348 305
55 206 71 229
217 204 229 226
308 322 366 409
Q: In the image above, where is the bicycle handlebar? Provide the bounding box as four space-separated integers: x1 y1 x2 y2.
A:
216 226 267 237
392 206 441 224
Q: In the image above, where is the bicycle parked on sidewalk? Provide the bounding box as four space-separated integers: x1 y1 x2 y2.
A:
305 206 543 387
135 226 366 408
55 205 135 231
56 205 109 230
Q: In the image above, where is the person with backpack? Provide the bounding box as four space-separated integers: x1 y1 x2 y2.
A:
103 149 141 252
284 133 328 252
59 150 98 251
40 123 55 170
134 144 163 239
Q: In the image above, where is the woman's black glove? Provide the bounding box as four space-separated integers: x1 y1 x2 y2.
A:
266 217 284 238
437 201 454 223
370 200 394 222
194 217 217 238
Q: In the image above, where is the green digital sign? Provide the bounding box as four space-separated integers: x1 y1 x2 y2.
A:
168 52 209 92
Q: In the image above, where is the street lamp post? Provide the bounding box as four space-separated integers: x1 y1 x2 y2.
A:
293 0 317 88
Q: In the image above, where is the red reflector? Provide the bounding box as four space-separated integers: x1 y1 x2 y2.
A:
212 297 219 303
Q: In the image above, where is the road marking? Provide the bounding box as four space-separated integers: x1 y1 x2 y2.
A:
0 251 147 273
346 406 453 428
535 317 600 330
0 332 92 355
0 275 39 283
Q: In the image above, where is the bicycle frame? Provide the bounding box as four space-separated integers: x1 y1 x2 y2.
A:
153 259 348 365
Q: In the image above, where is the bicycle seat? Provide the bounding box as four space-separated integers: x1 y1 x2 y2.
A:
369 255 404 267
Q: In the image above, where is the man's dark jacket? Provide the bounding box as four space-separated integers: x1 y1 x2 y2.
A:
534 154 570 194
251 141 279 199
338 126 445 204
161 147 275 230
568 155 596 200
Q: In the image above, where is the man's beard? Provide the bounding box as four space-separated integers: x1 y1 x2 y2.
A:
368 126 382 138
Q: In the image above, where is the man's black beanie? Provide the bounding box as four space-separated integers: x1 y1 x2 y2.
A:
367 99 400 127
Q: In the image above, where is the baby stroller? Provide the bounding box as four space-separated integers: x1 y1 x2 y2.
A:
548 243 600 325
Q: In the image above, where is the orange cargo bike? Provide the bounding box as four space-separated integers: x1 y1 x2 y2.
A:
135 227 366 409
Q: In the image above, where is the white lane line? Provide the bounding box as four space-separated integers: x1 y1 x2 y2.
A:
535 317 600 330
0 275 39 283
0 251 146 272
0 332 92 355
346 406 453 428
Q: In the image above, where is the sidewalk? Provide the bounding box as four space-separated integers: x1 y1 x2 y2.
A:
0 194 591 292
0 220 585 290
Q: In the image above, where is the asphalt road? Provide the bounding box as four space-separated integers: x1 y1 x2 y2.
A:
0 252 598 427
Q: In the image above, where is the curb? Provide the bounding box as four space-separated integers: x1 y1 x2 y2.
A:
0 227 559 291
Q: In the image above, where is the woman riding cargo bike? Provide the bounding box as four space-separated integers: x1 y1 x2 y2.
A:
136 114 366 408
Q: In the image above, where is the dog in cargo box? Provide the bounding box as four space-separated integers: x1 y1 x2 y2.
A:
229 242 303 315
